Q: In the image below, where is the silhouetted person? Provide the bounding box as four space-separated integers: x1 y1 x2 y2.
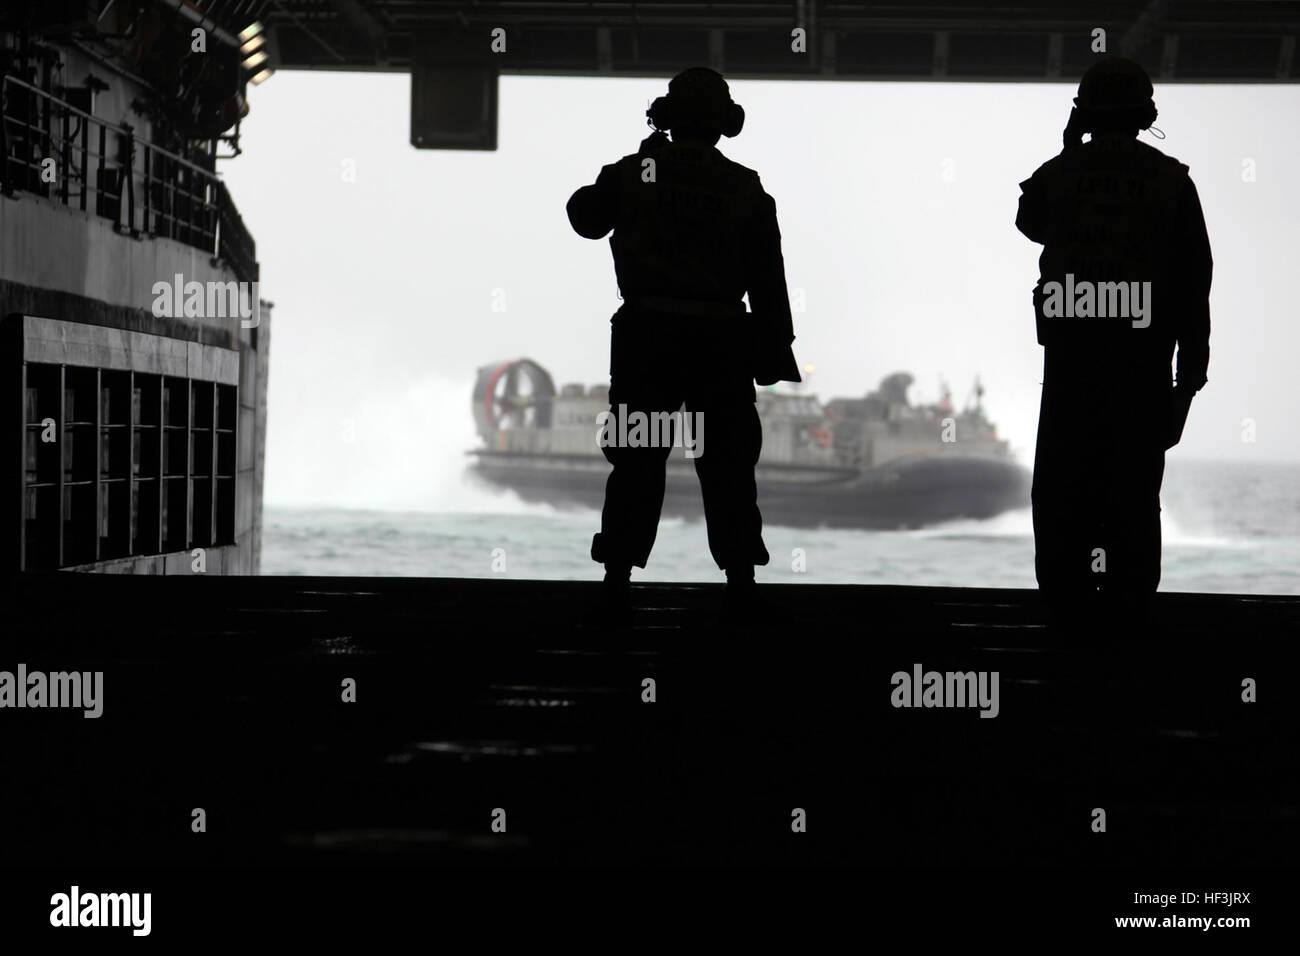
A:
566 67 800 622
1016 57 1212 625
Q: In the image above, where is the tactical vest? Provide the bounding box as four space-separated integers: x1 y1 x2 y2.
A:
1030 137 1189 366
608 142 760 305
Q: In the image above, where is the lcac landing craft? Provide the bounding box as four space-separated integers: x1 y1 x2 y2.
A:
467 359 1031 530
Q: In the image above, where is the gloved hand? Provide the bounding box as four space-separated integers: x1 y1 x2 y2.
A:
1062 106 1087 150
1165 384 1195 449
752 339 801 387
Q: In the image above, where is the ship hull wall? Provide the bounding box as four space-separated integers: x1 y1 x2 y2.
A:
3 282 271 574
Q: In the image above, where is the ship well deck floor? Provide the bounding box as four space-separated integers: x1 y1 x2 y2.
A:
2 574 1296 886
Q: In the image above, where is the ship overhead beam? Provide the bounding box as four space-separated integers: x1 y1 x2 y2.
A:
266 0 349 64
154 0 243 49
257 1 1300 83
1119 0 1170 58
325 0 391 62
251 1 1300 150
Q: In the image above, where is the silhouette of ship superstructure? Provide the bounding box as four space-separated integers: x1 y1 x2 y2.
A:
3 4 270 574
469 359 1030 529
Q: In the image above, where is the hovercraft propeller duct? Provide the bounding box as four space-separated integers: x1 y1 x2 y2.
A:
472 359 556 444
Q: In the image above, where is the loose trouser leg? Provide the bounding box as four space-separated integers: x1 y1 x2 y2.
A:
1100 448 1165 596
690 394 770 572
1032 387 1104 605
590 402 675 569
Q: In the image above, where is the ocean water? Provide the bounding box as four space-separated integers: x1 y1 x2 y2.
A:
263 459 1300 595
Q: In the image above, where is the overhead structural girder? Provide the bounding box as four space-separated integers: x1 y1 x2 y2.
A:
260 1 1300 83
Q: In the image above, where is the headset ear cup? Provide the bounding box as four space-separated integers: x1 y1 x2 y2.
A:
723 102 744 137
647 96 672 131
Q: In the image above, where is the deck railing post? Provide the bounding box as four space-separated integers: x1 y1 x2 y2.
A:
2 75 256 279
143 145 151 233
79 110 88 210
96 122 106 221
0 85 9 196
59 105 69 204
123 126 136 235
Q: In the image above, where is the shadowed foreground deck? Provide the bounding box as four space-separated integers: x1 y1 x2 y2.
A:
1 574 1296 924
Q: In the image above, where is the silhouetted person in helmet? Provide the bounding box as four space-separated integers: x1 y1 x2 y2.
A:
1016 56 1212 625
566 67 800 623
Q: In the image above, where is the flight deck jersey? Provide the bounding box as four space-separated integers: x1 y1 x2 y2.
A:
1016 136 1212 391
568 140 797 381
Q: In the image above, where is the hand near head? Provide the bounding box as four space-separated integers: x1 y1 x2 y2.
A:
1062 107 1087 150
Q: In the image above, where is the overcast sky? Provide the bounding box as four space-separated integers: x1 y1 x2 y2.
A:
219 72 1300 511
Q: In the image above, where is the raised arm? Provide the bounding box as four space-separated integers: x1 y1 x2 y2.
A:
1015 169 1048 244
566 163 619 240
1173 177 1212 393
744 183 799 384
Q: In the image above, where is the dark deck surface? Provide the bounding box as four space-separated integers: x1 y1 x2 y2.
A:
3 573 1296 880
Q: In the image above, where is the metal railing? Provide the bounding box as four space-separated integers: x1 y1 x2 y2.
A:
1 75 258 284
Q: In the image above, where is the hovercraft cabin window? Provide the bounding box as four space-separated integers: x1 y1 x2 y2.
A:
21 364 237 570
